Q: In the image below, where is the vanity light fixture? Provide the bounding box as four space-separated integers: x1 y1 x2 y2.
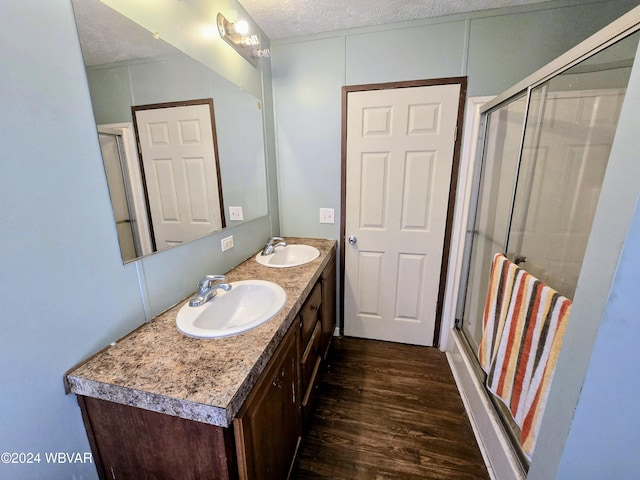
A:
217 12 269 66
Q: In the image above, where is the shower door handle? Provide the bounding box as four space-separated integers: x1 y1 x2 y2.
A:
514 255 527 265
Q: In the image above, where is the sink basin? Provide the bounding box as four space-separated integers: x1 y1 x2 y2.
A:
255 244 320 268
176 280 286 339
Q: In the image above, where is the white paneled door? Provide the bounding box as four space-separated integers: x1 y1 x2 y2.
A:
135 102 223 249
344 83 461 346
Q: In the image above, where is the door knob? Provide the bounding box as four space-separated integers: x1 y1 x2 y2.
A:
348 235 357 245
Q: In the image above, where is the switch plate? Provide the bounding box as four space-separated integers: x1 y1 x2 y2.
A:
229 206 244 221
319 208 335 224
221 235 234 252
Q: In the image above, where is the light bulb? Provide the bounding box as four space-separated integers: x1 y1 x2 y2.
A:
234 20 249 35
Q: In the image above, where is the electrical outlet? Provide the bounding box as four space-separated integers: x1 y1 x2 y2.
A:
221 235 234 252
319 208 335 224
229 206 244 221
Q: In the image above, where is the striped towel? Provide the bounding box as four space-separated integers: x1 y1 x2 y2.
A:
478 253 572 458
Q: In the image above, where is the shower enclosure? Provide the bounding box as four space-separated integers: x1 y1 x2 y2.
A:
454 15 640 473
97 124 153 262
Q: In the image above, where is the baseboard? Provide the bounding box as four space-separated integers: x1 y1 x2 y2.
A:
446 330 526 480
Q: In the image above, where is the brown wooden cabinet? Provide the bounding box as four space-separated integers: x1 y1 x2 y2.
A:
234 322 300 480
77 396 238 479
298 254 336 427
76 251 337 480
79 322 301 480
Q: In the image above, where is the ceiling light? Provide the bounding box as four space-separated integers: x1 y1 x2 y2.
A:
217 13 264 67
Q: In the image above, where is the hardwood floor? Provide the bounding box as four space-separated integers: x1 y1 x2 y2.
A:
290 337 490 480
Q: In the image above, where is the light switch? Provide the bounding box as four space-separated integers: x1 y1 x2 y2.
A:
229 206 244 221
319 208 335 224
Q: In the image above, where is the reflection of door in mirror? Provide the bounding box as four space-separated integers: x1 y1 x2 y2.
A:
132 99 225 252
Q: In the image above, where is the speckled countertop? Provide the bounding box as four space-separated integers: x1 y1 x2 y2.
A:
65 238 336 428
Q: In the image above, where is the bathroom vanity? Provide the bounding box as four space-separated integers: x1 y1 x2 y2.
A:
65 238 336 480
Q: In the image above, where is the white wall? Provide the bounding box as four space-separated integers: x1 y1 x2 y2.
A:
272 36 345 239
557 198 640 478
0 0 276 478
0 3 144 477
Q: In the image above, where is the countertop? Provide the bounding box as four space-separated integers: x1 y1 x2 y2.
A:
65 237 336 428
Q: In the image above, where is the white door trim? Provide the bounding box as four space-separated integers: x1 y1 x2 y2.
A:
97 122 154 257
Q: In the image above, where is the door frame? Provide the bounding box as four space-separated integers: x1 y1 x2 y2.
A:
340 77 467 348
97 122 155 259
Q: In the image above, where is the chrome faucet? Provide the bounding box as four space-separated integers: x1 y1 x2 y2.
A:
188 275 232 307
261 236 287 256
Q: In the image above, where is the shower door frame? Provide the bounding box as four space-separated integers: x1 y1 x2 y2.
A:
447 7 640 480
456 16 640 347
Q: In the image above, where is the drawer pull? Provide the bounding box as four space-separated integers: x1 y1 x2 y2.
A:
272 369 285 389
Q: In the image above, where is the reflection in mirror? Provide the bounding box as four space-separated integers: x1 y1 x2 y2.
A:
132 99 225 254
72 0 269 263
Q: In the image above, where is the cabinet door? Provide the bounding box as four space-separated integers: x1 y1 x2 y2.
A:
78 396 236 480
321 254 337 358
234 325 301 480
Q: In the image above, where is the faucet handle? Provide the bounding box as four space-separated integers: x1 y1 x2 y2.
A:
261 237 287 256
267 236 285 245
197 274 227 291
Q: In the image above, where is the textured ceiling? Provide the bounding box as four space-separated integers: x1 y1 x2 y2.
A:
72 0 177 65
72 0 557 65
238 0 555 39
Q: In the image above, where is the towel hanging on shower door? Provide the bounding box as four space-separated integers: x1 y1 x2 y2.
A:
479 253 572 458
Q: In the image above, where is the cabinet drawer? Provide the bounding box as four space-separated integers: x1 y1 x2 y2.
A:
300 321 321 391
300 282 322 346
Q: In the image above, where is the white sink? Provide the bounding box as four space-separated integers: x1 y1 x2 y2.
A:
255 244 320 268
176 280 286 339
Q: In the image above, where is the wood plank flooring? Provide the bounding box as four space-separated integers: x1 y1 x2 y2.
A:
290 337 490 480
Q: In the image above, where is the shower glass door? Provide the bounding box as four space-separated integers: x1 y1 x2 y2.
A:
457 28 640 464
460 94 528 353
506 46 634 298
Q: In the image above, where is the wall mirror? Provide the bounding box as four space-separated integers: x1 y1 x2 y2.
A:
72 0 269 263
